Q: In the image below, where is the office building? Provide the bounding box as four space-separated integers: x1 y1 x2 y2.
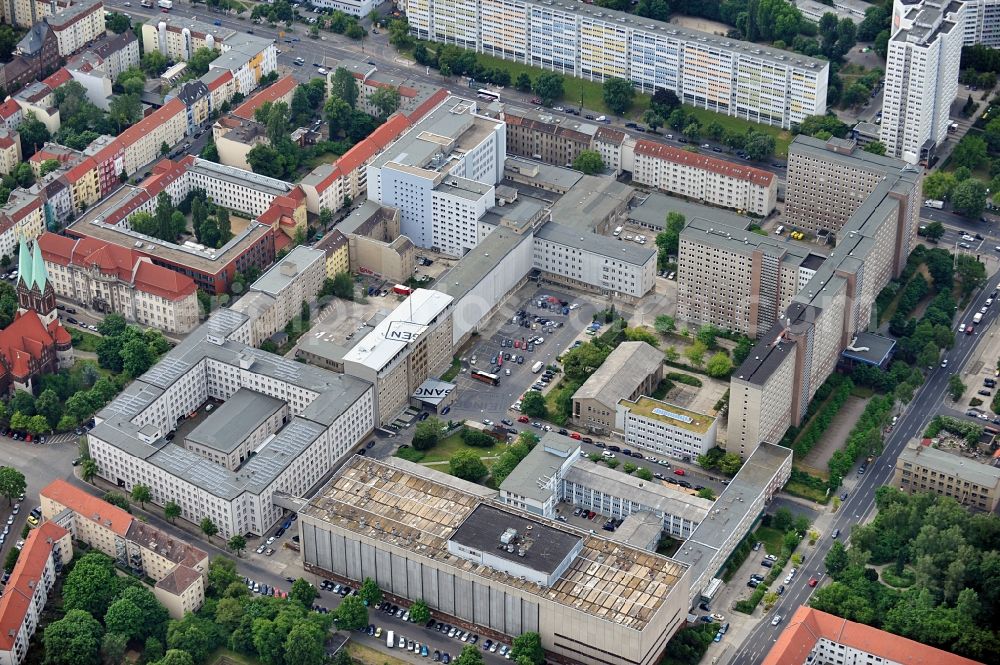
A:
38 232 200 334
892 439 1000 511
65 158 281 294
231 245 326 345
631 140 777 216
39 479 209 618
532 223 656 301
330 201 415 283
499 434 713 539
86 309 375 539
786 135 921 251
676 216 825 337
0 522 71 665
342 289 454 424
616 397 718 460
402 0 828 128
300 455 691 665
880 0 963 164
309 0 376 16
367 97 506 257
572 341 664 433
763 606 985 665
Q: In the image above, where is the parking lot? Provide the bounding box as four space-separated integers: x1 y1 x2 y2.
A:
444 285 599 423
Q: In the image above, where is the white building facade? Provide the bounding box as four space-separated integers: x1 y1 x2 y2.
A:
616 397 718 461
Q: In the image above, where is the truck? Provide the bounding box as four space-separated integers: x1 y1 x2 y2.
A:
924 199 944 209
140 0 152 6
392 284 412 296
157 0 172 7
386 631 394 649
974 312 984 324
531 361 544 374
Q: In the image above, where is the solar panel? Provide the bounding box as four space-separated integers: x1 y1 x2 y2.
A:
652 407 693 424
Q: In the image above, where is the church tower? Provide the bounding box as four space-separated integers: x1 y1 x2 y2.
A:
16 238 57 326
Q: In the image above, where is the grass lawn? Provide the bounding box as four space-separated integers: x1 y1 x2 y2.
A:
397 431 503 465
880 566 916 589
208 649 263 665
441 355 461 381
348 643 412 665
299 150 342 174
682 106 792 157
71 329 101 352
753 526 786 556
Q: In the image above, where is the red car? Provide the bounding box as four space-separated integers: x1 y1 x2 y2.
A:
674 468 686 476
808 578 818 587
967 325 974 335
517 415 530 423
570 432 582 440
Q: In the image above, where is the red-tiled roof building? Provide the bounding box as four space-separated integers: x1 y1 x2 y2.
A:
764 606 985 665
38 232 199 333
0 239 73 396
631 139 779 216
0 521 71 665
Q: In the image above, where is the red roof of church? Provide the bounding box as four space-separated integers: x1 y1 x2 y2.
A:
0 310 67 381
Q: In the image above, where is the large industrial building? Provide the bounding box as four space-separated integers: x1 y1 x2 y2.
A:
87 309 375 539
400 0 828 128
300 455 691 665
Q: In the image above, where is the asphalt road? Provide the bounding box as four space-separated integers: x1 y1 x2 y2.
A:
730 267 1000 664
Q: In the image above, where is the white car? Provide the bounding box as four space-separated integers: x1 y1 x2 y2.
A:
602 451 616 458
989 299 995 306
771 615 782 626
962 234 975 241
256 544 266 554
317 68 328 75
266 536 276 545
784 574 793 584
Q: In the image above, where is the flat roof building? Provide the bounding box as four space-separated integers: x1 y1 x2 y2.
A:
616 397 718 461
892 439 1000 512
572 341 663 433
300 455 690 665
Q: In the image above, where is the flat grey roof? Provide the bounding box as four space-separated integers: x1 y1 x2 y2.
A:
436 226 534 302
842 331 895 366
629 192 752 231
449 503 582 575
899 441 1000 488
251 246 325 296
371 96 491 171
498 435 577 503
682 217 819 269
188 158 293 199
535 222 656 266
733 320 796 387
504 157 583 191
574 341 663 406
672 443 792 585
564 461 712 524
549 176 633 230
186 388 284 454
790 134 913 177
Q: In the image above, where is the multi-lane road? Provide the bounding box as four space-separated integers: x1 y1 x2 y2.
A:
732 266 1000 664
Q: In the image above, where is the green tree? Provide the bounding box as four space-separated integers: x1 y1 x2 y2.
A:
166 613 218 664
121 338 154 377
456 644 485 665
697 487 717 500
952 135 989 170
952 178 988 218
283 621 326 665
923 221 945 241
358 577 382 606
624 327 659 347
719 453 743 475
100 632 128 665
43 609 103 665
63 553 122 618
330 67 360 108
773 508 793 532
129 483 150 509
863 141 887 156
515 73 533 92
655 211 686 260
0 467 25 505
227 534 247 557
409 598 431 624
602 77 635 115
164 501 181 523
290 578 318 606
413 417 442 450
532 73 564 106
450 449 488 482
654 315 676 334
3 546 19 572
206 557 239 598
98 313 127 337
744 132 777 161
200 517 218 542
511 632 545 664
153 651 195 665
35 388 62 429
948 374 967 401
825 540 849 578
520 390 547 418
140 50 168 77
572 150 604 175
956 254 987 295
334 594 368 630
684 339 708 367
109 93 142 131
922 171 957 201
370 87 402 121
705 352 733 378
39 158 62 177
